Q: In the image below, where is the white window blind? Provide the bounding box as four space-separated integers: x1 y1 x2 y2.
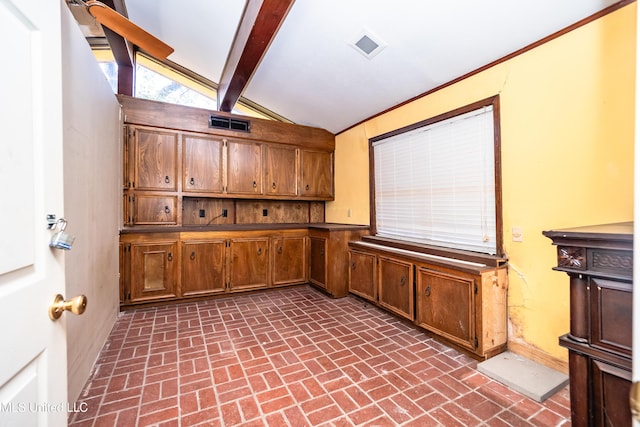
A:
373 106 496 254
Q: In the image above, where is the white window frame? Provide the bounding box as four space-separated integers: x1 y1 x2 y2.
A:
370 96 503 256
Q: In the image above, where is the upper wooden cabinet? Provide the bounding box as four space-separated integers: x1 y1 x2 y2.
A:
300 150 333 199
183 134 224 193
226 140 263 195
130 126 178 191
265 145 297 197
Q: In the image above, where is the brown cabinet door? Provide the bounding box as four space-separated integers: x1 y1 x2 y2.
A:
309 236 327 289
271 236 306 286
229 238 269 290
378 256 414 320
133 195 178 225
300 150 333 198
227 140 263 195
183 135 224 193
591 359 632 427
265 145 297 196
181 241 226 296
348 250 377 302
416 267 475 351
130 241 178 302
133 126 178 191
590 277 632 357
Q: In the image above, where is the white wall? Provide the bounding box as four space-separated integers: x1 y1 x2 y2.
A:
60 3 121 403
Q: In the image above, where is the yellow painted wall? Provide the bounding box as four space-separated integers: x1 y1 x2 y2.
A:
327 3 635 363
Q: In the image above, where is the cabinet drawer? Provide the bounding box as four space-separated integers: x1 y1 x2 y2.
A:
591 359 631 427
590 278 632 357
134 195 178 225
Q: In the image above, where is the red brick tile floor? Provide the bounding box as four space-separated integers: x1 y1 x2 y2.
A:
69 286 571 427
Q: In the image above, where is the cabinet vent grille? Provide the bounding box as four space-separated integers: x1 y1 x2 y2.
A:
209 115 251 132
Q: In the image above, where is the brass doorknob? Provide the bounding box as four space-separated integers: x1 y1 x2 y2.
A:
631 381 640 422
49 294 87 320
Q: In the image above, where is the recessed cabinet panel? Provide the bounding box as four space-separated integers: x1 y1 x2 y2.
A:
134 195 178 225
300 150 333 198
416 267 475 351
348 250 377 302
181 241 226 296
590 278 632 357
133 127 178 191
309 236 327 289
227 140 263 195
183 135 224 193
272 236 306 286
378 256 414 320
130 241 178 302
229 238 269 290
591 359 632 427
266 145 297 196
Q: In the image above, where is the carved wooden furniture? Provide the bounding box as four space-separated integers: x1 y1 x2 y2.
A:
543 222 632 426
348 240 508 358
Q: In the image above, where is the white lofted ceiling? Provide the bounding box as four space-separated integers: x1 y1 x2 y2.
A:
124 0 621 134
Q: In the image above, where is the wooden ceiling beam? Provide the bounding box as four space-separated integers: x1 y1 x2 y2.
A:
101 0 135 96
217 0 294 112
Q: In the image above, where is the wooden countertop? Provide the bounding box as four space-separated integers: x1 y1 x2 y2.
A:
120 223 369 234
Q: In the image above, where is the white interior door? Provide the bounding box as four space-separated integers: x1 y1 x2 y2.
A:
0 0 68 425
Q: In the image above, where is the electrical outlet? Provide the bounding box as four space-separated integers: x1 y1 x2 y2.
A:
199 209 205 218
512 226 523 242
262 209 268 216
222 209 228 218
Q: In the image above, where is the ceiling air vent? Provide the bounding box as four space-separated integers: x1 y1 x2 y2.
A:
350 30 387 59
209 115 251 132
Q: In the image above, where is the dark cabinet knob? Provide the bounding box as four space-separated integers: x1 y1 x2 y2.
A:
425 285 431 296
189 177 195 185
257 247 262 255
305 184 310 191
277 246 283 254
164 206 171 214
253 181 257 188
165 175 170 183
400 276 407 286
272 182 277 190
190 251 196 260
168 252 173 261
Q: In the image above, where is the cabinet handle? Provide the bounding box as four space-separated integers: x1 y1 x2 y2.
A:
278 246 282 254
425 286 431 296
189 177 195 185
400 275 407 286
253 180 257 188
257 247 262 256
305 184 310 191
272 182 277 190
190 251 196 260
168 252 173 261
165 175 170 184
164 206 171 214
351 262 356 270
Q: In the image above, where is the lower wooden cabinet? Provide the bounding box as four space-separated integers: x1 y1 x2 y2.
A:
181 240 226 296
272 235 307 286
378 256 414 320
348 241 508 358
123 234 179 303
348 250 377 302
308 225 370 297
120 229 309 308
229 237 270 290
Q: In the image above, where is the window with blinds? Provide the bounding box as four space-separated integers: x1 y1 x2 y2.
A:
371 97 501 255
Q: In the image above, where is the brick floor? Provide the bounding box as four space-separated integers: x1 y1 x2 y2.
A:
69 286 571 426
